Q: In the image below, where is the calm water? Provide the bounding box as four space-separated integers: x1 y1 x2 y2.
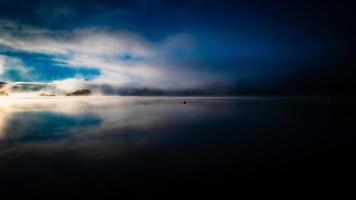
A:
0 97 355 196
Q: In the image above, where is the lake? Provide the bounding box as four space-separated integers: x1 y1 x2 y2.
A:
0 96 355 196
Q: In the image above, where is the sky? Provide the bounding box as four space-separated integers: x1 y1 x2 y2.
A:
0 0 354 93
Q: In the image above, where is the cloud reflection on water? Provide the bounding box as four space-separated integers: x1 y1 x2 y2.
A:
0 97 229 159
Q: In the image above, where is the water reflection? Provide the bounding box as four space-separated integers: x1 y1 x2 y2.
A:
1 96 354 194
0 98 101 141
0 97 236 158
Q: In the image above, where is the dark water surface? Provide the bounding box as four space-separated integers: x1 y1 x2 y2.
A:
0 97 355 196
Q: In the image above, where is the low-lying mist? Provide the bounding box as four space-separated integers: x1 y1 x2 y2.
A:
0 80 100 97
0 79 241 97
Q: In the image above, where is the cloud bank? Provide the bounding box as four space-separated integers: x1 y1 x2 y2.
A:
0 20 225 90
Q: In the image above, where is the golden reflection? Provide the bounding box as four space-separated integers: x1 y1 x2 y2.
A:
0 97 87 140
0 96 221 161
0 96 205 141
0 107 10 139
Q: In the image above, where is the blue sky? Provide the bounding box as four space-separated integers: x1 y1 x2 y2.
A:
0 0 353 90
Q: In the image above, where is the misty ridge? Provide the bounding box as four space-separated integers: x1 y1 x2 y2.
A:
0 80 237 97
2 77 356 97
0 80 276 97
